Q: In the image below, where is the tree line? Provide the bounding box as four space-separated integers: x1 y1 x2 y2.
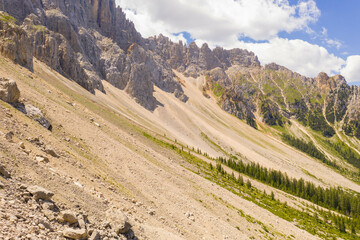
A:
281 133 337 168
216 156 360 218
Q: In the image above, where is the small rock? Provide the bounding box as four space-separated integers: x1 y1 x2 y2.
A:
27 186 54 201
0 180 4 188
42 201 55 211
43 209 56 221
5 131 13 141
106 209 131 234
19 184 28 190
19 142 25 149
39 219 52 230
0 165 10 178
58 210 78 224
23 149 31 155
89 230 100 240
35 156 49 163
78 215 86 229
185 212 195 221
62 228 87 239
45 147 59 158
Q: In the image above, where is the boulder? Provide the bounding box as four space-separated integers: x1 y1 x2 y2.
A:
0 165 10 178
89 230 100 240
45 146 59 158
0 78 20 103
106 209 131 234
27 185 53 201
15 103 52 130
62 228 87 240
58 210 78 224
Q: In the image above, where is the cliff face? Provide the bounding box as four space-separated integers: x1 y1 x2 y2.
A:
145 34 260 78
1 0 187 108
0 12 33 71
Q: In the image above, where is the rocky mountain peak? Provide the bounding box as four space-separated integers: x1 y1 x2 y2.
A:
316 72 347 92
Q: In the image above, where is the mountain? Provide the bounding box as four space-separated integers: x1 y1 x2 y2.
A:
1 0 360 239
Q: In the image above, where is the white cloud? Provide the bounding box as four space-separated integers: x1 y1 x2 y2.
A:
232 38 345 77
326 39 342 49
117 0 320 42
341 56 360 83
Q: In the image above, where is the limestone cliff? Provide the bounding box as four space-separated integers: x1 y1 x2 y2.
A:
1 0 187 108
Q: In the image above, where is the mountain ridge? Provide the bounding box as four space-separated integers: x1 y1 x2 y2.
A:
2 0 359 140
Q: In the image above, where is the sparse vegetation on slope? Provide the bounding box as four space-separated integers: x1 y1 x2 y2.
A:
281 133 336 167
143 131 360 239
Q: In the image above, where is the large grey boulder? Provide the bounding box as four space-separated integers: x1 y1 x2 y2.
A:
0 78 20 103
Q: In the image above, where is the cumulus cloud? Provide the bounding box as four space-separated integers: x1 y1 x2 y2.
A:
117 0 320 42
233 38 345 77
341 56 360 83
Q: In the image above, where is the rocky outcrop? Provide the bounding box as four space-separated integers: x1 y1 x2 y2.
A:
0 77 20 103
1 0 186 109
146 34 260 78
0 12 33 70
315 72 346 93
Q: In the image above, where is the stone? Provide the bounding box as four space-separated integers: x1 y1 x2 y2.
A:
62 228 87 240
89 230 100 240
0 78 20 103
78 215 86 229
24 104 52 130
45 147 59 158
0 180 4 188
5 131 13 141
27 186 54 201
42 209 56 221
42 201 55 211
35 156 49 163
106 209 131 234
19 142 25 149
58 210 78 224
0 165 10 178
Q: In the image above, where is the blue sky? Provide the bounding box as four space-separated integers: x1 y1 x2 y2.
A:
286 0 360 58
117 0 360 83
